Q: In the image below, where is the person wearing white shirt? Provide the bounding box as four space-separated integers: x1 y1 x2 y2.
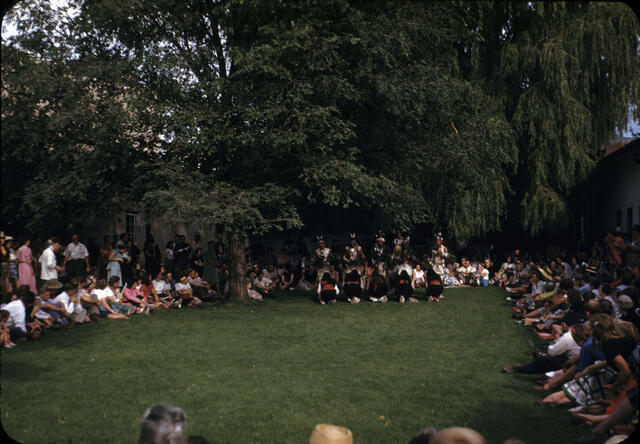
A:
4 291 36 342
90 279 129 319
501 324 590 375
62 234 90 279
51 283 85 323
40 242 63 282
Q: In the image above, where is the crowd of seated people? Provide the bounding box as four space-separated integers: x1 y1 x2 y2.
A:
500 226 640 441
0 232 223 348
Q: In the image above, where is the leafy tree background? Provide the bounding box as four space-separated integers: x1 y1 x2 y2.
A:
2 0 639 297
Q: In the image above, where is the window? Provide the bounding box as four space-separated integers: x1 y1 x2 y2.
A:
125 213 138 244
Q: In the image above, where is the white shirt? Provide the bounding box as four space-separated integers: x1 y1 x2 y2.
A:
40 246 58 280
175 282 191 292
4 299 27 332
547 330 581 359
64 242 89 260
91 289 107 301
152 279 169 294
51 291 76 315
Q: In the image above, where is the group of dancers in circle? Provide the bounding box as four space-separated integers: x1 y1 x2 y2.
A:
313 231 445 305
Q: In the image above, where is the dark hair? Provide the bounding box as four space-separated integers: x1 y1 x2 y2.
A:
95 279 107 290
585 299 601 315
582 291 596 302
590 314 617 344
108 276 121 286
21 291 36 306
0 310 10 321
599 299 614 316
138 404 186 444
559 279 574 291
567 289 583 309
601 284 612 296
571 323 591 344
63 282 77 292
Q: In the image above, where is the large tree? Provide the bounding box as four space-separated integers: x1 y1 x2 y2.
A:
2 0 639 298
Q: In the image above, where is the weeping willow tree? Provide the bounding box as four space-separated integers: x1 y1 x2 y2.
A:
469 1 640 235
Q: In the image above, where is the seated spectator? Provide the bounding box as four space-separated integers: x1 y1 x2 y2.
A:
412 264 425 288
540 314 638 407
51 282 90 324
4 289 38 341
253 270 274 297
501 323 590 374
187 269 214 301
1 309 14 348
137 404 187 444
475 263 490 286
175 275 203 307
457 258 475 285
278 264 295 291
151 272 176 308
617 295 639 325
104 276 137 315
409 426 486 444
90 279 129 319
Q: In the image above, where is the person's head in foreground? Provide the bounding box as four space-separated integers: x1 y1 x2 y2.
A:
138 404 187 444
309 424 353 444
409 427 487 444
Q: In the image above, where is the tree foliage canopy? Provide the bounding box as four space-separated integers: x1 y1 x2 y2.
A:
2 0 639 239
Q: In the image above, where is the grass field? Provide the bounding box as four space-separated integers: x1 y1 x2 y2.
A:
1 287 588 443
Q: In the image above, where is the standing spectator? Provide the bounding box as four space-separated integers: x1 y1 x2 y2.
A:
0 232 10 292
97 235 112 280
107 244 128 285
174 235 191 274
62 234 90 280
143 236 162 278
40 240 63 284
215 233 226 265
607 228 626 273
5 237 18 281
16 238 37 294
202 241 219 294
164 241 175 276
191 248 205 276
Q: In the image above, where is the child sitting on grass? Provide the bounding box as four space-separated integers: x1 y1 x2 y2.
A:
1 309 15 348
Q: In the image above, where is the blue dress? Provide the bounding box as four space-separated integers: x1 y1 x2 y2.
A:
106 250 123 283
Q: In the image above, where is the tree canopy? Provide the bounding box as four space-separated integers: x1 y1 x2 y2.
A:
2 0 639 239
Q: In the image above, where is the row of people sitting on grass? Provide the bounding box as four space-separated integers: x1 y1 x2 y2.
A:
0 268 212 348
499 236 640 441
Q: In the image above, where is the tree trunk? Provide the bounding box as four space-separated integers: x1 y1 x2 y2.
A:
227 231 248 300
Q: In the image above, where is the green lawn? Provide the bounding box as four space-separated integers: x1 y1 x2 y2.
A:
1 287 587 443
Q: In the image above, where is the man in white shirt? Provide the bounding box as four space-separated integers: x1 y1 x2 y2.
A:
51 283 89 323
62 234 90 280
4 291 36 342
40 241 62 282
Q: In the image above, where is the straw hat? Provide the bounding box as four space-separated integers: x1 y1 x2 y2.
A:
309 424 353 444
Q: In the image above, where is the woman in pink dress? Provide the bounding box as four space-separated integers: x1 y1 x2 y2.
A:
17 238 37 293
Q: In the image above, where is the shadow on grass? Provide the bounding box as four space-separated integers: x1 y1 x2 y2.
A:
0 355 50 380
461 398 593 444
